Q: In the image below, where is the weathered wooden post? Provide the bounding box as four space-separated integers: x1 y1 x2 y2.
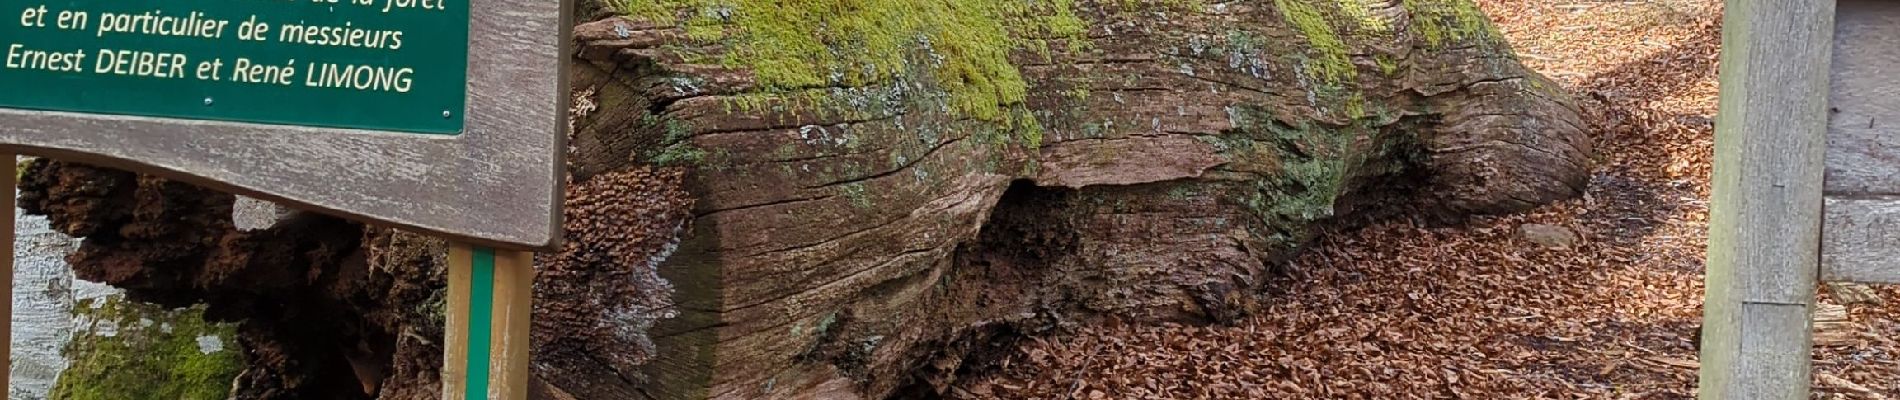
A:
1698 0 1833 398
444 246 538 398
0 153 12 394
1701 0 1900 397
0 0 572 396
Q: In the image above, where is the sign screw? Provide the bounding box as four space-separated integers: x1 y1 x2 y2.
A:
203 98 214 106
442 110 453 118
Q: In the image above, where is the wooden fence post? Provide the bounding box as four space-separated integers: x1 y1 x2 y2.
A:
1698 0 1836 398
444 244 535 399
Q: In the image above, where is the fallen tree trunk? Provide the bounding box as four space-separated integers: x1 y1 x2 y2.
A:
19 0 1590 399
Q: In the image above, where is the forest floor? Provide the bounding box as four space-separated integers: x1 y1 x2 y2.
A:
955 1 1900 398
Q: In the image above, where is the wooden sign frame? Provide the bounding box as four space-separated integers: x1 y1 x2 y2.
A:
0 0 571 250
1820 0 1900 284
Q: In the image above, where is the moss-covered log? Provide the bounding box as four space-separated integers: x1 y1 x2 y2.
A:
557 0 1587 398
18 0 1589 399
50 297 244 400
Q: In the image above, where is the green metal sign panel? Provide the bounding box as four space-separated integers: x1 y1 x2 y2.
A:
0 0 468 134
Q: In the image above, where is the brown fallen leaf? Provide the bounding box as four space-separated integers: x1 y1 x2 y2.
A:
1817 373 1886 399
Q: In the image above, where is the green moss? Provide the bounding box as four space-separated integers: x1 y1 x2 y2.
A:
1060 88 1090 102
652 145 710 166
1261 119 1354 223
1374 54 1400 76
1271 155 1348 221
1209 105 1372 247
420 286 447 328
1017 115 1046 150
52 297 243 400
775 143 801 159
1217 107 1428 250
644 115 710 166
1402 0 1501 47
16 157 34 180
1335 0 1391 34
1340 92 1368 120
1110 0 1206 17
621 0 1086 126
813 311 839 335
1080 121 1106 139
791 310 841 351
1274 0 1354 85
841 182 873 209
1018 158 1040 178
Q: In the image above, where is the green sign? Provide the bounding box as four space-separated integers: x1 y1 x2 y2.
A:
0 0 468 134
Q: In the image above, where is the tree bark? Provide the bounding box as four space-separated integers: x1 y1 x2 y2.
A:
18 1 1590 399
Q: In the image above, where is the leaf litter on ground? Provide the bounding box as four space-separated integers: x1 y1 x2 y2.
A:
955 1 1900 398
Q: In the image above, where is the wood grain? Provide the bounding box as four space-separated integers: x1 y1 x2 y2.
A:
1821 196 1900 283
487 248 534 400
1729 302 1818 399
1698 0 1833 398
1821 0 1900 284
1825 0 1900 195
443 245 473 399
444 244 534 400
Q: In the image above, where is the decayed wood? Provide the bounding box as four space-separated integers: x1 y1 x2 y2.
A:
1698 0 1834 398
568 1 1593 398
6 1 1595 398
1811 302 1854 347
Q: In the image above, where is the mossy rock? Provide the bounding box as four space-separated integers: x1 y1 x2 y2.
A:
49 296 243 400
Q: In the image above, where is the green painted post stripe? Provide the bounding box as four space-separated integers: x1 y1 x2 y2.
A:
467 247 496 399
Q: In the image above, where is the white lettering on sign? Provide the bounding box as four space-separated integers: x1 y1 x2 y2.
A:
94 10 228 39
55 9 85 30
5 44 84 72
379 0 445 13
17 4 44 27
229 57 295 85
92 49 186 78
278 21 405 50
4 0 447 93
304 62 412 92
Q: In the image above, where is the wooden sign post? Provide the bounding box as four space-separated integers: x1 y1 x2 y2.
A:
1698 0 1832 398
444 246 536 399
1704 0 1900 398
0 0 571 395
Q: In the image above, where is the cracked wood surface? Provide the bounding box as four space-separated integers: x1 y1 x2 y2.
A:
563 1 1591 399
